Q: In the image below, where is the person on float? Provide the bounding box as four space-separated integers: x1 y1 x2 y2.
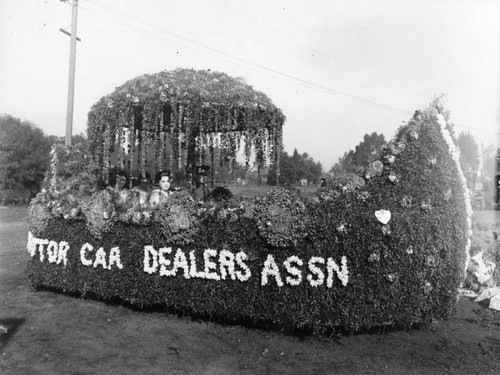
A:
193 165 211 205
130 171 151 206
149 170 173 206
113 170 130 206
105 169 129 202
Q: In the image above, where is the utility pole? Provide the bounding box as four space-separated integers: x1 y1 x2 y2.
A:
65 0 79 146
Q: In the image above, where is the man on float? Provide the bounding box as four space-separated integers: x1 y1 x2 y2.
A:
193 165 211 205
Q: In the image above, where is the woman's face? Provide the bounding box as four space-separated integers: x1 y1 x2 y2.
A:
159 176 171 191
115 176 126 189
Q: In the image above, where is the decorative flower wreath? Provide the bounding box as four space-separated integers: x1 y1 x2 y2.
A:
156 191 199 246
254 186 308 248
81 189 117 239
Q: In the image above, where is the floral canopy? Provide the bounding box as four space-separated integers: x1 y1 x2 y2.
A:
87 68 285 185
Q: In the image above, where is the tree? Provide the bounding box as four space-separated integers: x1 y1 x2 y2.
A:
330 132 386 174
268 149 323 185
456 131 479 188
0 115 53 204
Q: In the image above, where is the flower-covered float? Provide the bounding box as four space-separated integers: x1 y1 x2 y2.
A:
27 69 472 334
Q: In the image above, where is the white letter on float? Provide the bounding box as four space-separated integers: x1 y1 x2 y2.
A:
284 255 303 286
93 247 108 269
36 238 49 262
143 245 158 274
307 257 325 287
326 256 349 287
108 247 123 270
203 249 221 280
189 250 205 278
47 241 59 263
27 232 36 257
57 241 69 266
80 243 94 266
159 247 174 276
172 249 190 279
261 254 283 287
219 250 235 280
235 251 251 282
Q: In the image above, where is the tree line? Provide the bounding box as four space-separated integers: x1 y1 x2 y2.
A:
2 113 496 206
0 114 325 204
0 115 86 204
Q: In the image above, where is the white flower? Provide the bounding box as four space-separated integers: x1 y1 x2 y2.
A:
80 243 94 266
27 231 36 257
108 247 123 270
261 254 283 287
375 209 391 224
144 245 158 274
385 155 396 164
47 241 58 263
283 255 303 286
306 257 325 287
218 250 236 280
326 256 349 287
235 251 251 282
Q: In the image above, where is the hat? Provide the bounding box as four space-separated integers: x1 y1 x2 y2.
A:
196 165 210 176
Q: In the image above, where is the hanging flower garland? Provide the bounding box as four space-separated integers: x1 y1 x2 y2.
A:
128 115 135 187
103 120 112 185
86 69 286 182
116 106 125 171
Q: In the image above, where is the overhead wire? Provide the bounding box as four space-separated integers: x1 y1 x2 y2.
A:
78 0 411 115
79 1 497 138
0 2 61 81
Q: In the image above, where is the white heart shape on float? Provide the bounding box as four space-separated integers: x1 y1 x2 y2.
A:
375 210 391 224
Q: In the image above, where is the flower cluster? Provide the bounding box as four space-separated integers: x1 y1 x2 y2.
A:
254 186 309 248
87 68 285 187
27 231 69 267
143 246 252 282
81 190 117 239
260 254 349 288
80 243 123 270
435 112 473 276
156 191 200 246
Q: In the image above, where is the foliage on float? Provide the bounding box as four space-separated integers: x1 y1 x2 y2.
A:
26 102 472 333
87 68 285 184
28 143 98 236
253 186 309 247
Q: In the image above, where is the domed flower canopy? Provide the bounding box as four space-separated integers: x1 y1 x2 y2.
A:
87 68 285 185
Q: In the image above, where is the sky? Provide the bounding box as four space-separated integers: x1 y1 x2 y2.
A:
0 0 499 170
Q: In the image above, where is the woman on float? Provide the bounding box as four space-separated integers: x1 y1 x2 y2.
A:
113 170 130 206
149 170 172 206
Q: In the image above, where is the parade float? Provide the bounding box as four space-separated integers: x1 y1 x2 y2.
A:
26 69 472 334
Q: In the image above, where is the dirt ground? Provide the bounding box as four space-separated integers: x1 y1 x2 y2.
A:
1 206 499 375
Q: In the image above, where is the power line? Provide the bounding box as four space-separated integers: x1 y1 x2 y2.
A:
0 3 61 81
158 24 467 35
454 124 500 136
78 0 411 115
